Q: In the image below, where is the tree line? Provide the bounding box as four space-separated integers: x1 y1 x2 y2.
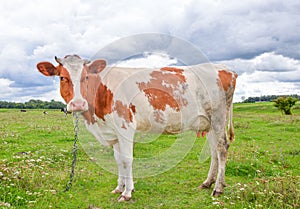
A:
0 99 66 109
242 94 300 103
1 94 299 110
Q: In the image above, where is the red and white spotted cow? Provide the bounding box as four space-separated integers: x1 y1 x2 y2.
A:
37 55 237 202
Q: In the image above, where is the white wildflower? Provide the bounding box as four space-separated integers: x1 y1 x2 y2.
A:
16 196 23 200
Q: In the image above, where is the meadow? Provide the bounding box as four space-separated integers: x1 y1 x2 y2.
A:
0 102 299 208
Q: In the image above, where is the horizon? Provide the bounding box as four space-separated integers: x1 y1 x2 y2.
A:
1 94 299 105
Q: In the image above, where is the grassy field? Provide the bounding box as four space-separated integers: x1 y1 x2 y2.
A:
0 102 299 208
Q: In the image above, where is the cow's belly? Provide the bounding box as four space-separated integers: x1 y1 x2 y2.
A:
135 109 210 134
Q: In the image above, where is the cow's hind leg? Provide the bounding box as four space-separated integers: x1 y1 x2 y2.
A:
212 131 229 196
199 131 218 189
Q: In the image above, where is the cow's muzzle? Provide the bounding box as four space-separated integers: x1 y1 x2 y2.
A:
67 99 88 112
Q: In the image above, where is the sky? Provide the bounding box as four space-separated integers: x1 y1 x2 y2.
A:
0 0 300 103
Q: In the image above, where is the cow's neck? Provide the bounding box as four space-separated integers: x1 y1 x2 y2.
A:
81 77 114 124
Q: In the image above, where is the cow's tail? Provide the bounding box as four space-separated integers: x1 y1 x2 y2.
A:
228 103 235 142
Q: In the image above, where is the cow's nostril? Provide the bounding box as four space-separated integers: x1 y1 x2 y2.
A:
82 101 86 107
71 102 77 107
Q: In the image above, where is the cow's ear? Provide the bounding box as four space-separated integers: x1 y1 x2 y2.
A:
37 62 60 76
88 59 106 74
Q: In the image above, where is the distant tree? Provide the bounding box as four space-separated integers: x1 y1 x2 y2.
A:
0 99 66 109
243 97 257 103
273 96 298 115
242 94 300 103
48 99 65 109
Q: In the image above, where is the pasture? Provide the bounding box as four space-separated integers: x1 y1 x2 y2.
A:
0 102 299 208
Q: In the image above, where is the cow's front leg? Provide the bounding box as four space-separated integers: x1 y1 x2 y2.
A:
117 158 134 202
112 143 125 194
112 139 134 202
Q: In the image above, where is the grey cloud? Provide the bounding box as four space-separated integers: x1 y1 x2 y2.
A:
0 0 299 102
276 73 300 83
91 33 209 66
220 52 300 76
179 0 300 61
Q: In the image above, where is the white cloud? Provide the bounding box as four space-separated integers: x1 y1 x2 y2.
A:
221 52 300 101
236 73 299 101
254 52 299 72
0 78 20 100
221 52 300 74
116 53 178 68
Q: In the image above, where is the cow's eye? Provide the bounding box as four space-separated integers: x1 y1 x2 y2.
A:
85 76 89 80
60 77 66 81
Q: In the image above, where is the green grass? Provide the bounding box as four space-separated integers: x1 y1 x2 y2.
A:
0 103 299 208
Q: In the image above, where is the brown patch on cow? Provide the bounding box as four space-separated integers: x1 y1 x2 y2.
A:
59 66 74 104
218 69 238 110
114 100 133 124
160 67 186 80
232 72 238 89
94 83 114 121
80 69 100 124
129 103 136 114
218 70 235 92
81 111 96 125
137 67 188 112
217 70 238 93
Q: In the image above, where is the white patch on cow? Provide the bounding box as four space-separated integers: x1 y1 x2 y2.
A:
85 115 118 146
61 56 88 111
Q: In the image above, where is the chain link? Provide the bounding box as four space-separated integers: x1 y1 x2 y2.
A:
65 112 79 192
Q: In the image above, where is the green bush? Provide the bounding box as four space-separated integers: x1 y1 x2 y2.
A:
273 97 298 115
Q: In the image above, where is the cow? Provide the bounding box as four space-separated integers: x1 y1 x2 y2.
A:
61 107 71 116
37 55 237 202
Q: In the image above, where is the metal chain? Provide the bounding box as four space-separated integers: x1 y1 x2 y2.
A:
65 112 79 192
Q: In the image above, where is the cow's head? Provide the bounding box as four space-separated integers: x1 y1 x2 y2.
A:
37 55 106 112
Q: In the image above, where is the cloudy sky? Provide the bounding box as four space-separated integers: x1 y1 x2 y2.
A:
0 0 300 103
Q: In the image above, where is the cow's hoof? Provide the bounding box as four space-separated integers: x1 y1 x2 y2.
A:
198 183 210 189
118 195 131 202
111 189 123 194
212 190 222 197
